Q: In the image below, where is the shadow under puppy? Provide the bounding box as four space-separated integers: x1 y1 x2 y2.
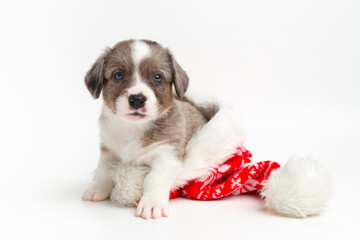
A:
83 39 212 219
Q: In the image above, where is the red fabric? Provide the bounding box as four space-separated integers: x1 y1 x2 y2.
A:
170 147 280 200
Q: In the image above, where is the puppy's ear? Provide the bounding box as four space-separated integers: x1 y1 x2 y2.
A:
84 50 108 99
169 52 189 99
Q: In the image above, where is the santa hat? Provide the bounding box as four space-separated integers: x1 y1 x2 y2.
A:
170 147 332 218
170 93 332 218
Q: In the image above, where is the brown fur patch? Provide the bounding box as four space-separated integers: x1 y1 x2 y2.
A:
170 55 189 99
182 97 219 121
142 99 207 159
101 40 135 112
137 43 175 113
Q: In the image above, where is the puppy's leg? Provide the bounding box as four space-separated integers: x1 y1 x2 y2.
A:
136 152 181 219
82 147 116 202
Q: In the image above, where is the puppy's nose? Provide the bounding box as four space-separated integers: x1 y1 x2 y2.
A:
128 94 147 109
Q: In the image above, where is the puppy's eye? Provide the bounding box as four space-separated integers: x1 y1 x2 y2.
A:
114 71 124 80
153 74 163 83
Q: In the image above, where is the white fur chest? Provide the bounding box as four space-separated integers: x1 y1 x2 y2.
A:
99 106 161 165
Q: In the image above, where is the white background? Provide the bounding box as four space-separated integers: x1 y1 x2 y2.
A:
1 0 359 239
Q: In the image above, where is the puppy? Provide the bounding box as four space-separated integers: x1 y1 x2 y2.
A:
82 39 208 219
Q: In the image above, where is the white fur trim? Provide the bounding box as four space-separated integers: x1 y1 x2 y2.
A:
174 93 247 187
260 156 332 218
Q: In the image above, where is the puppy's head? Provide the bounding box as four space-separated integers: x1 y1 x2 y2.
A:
85 39 189 123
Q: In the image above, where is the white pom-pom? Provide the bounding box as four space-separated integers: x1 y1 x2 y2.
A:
260 156 332 218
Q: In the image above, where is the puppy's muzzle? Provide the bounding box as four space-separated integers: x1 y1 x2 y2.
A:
129 94 147 109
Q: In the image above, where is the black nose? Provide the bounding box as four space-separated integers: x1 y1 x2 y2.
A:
128 94 147 109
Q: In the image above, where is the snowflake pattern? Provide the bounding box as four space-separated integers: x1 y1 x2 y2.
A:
230 177 241 188
171 147 281 200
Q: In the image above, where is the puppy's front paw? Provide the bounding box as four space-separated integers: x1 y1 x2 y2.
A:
82 187 110 202
136 195 169 219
